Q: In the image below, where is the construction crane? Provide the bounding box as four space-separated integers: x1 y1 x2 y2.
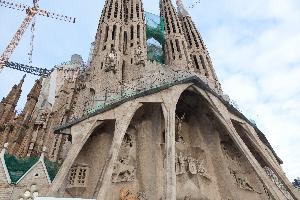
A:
188 0 201 9
0 0 76 74
5 61 52 77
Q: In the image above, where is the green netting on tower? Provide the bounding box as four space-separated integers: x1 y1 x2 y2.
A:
147 43 164 64
4 153 39 184
145 11 165 44
44 157 61 181
145 11 165 64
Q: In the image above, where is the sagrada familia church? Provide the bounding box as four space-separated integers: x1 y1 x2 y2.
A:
0 0 299 199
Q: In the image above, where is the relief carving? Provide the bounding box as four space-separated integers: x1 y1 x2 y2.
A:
112 132 136 183
264 166 294 200
175 152 211 180
221 141 242 162
222 140 262 194
175 113 186 144
229 169 261 193
134 46 145 66
119 188 147 200
105 48 118 73
112 156 135 183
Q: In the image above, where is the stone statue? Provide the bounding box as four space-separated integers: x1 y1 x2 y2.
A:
187 155 197 175
134 46 145 66
119 188 147 200
178 152 186 175
187 58 194 72
230 169 258 193
105 48 118 73
184 195 192 200
112 156 135 183
264 166 294 200
38 110 48 123
175 113 186 144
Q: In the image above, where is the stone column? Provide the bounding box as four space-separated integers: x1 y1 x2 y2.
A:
162 103 176 200
96 103 142 199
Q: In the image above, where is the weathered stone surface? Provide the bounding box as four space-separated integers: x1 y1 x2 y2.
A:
0 0 298 199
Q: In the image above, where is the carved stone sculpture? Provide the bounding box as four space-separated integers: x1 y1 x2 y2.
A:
175 152 211 180
187 156 197 175
105 48 118 73
184 195 192 200
134 46 145 66
229 169 263 194
112 132 136 183
119 188 147 200
264 166 294 200
175 113 186 144
112 156 135 183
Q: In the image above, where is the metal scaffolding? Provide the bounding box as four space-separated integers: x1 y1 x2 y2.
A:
5 61 52 77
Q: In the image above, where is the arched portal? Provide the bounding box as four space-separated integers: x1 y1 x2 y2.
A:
64 120 115 198
174 88 271 200
106 103 165 200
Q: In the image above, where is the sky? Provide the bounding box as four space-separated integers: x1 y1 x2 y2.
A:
0 0 299 181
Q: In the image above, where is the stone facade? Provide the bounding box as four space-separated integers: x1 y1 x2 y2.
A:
176 0 221 90
0 0 299 200
160 0 190 69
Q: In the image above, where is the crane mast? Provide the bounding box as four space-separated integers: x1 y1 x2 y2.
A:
0 12 36 69
0 0 76 74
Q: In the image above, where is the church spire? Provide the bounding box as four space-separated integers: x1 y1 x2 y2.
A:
122 0 147 81
20 78 42 123
90 0 125 97
160 0 190 69
176 0 189 17
7 78 42 156
89 0 147 103
0 75 25 126
176 0 221 90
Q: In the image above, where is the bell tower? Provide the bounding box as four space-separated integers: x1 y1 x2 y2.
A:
0 75 25 126
90 0 125 95
160 0 190 69
90 0 148 99
176 0 221 89
122 0 147 81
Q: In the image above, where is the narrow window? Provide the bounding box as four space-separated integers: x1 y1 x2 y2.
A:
175 39 181 53
193 55 200 69
104 26 109 42
170 40 175 59
137 24 140 38
124 31 128 52
114 1 118 18
200 55 208 77
112 25 117 40
130 2 134 19
122 60 125 82
130 25 134 40
136 3 140 18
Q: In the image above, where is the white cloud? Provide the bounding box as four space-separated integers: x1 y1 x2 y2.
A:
193 0 300 180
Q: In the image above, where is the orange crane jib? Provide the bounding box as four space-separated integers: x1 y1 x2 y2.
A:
0 0 76 73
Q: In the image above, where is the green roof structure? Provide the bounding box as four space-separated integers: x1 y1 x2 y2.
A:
2 152 60 184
